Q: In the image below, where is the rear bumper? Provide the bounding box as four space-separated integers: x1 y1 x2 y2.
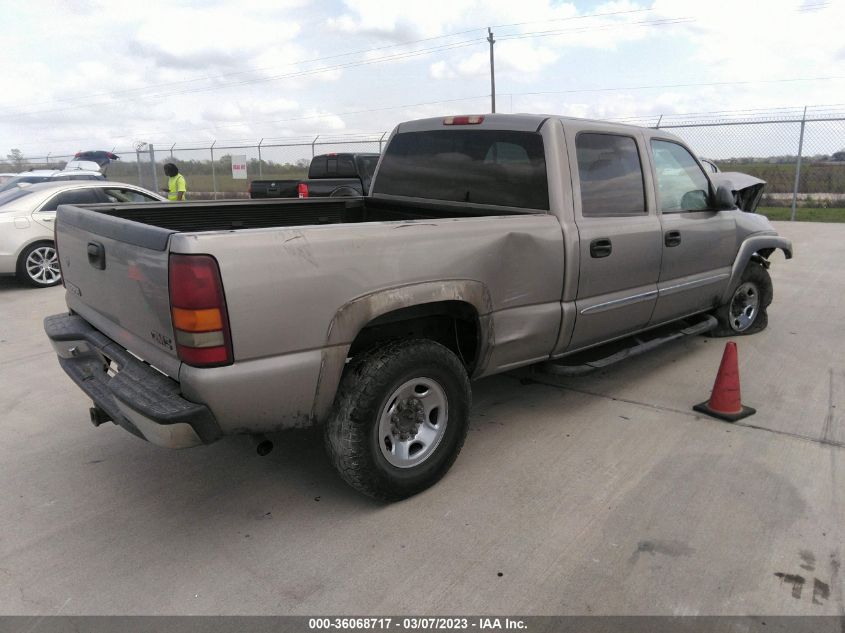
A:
44 313 222 449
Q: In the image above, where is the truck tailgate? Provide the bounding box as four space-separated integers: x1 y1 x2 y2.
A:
55 204 181 377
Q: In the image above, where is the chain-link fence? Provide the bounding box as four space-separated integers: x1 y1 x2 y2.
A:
614 105 845 219
3 106 843 217
1 134 387 201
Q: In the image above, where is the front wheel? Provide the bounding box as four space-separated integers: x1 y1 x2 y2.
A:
17 241 62 288
710 261 773 337
324 339 471 501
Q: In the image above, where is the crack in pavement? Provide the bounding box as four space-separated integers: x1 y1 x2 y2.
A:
515 374 845 450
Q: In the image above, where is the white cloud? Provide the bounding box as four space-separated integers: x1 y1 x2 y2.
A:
431 40 559 81
131 9 301 70
430 61 457 80
2 0 844 156
648 0 845 108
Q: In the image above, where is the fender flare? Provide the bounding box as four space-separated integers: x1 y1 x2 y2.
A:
311 280 494 423
721 235 793 304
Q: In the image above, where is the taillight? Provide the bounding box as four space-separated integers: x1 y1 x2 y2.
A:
298 182 309 198
443 115 484 125
169 254 233 367
247 181 252 195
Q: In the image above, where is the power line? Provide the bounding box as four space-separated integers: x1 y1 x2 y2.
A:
606 102 845 121
497 17 695 41
10 102 845 157
504 75 845 99
0 27 488 114
1 16 700 123
0 38 485 121
490 7 653 29
11 72 845 149
0 5 665 117
128 95 492 140
10 94 492 151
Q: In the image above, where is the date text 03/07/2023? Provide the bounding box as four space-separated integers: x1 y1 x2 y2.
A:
307 617 528 630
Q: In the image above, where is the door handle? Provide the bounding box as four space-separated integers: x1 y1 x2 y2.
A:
664 230 682 247
590 237 612 258
87 241 106 270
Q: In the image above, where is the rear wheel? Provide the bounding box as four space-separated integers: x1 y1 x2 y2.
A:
711 261 772 336
324 339 471 501
17 241 61 288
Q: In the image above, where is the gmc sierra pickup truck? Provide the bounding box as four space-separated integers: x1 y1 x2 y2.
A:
45 114 792 500
248 152 379 199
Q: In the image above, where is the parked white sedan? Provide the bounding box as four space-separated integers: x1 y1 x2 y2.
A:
0 181 165 287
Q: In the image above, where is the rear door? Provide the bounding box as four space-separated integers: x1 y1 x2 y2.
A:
566 124 662 351
646 137 736 325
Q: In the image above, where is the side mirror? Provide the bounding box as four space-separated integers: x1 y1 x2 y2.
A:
714 185 736 210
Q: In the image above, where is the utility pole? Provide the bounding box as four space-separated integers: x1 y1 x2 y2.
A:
487 28 496 113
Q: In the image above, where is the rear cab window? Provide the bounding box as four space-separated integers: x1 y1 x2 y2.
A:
309 155 357 179
373 130 549 210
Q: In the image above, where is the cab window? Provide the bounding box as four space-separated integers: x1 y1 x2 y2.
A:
575 133 645 217
651 140 711 212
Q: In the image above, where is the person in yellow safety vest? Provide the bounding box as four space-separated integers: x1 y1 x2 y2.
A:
163 163 187 201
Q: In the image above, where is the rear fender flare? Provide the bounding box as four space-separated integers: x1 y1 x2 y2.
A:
721 235 793 304
311 280 494 423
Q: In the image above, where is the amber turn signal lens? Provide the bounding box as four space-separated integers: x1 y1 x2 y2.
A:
171 307 223 332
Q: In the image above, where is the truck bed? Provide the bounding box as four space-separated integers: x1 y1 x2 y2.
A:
80 197 530 233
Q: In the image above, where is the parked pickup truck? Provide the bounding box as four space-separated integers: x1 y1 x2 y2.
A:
248 152 379 199
45 114 792 501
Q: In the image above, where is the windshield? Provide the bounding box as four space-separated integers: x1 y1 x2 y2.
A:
0 187 35 208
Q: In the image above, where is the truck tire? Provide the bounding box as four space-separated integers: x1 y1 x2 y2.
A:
710 261 773 337
17 241 62 288
324 339 471 501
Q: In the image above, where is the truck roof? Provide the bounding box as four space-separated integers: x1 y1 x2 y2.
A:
394 113 662 136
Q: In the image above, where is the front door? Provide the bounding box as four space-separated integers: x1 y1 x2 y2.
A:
566 126 662 351
647 138 736 325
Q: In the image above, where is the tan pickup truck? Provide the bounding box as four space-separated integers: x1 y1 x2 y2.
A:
45 114 792 500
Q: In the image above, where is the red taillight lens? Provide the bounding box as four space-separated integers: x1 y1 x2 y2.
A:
169 254 233 367
297 182 309 198
443 115 484 125
247 181 252 195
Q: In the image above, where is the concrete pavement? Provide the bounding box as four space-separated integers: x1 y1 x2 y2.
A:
0 221 842 615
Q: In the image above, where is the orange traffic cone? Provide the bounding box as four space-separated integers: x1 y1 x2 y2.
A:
693 342 756 422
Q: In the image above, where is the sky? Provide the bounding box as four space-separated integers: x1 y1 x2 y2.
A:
0 0 843 158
